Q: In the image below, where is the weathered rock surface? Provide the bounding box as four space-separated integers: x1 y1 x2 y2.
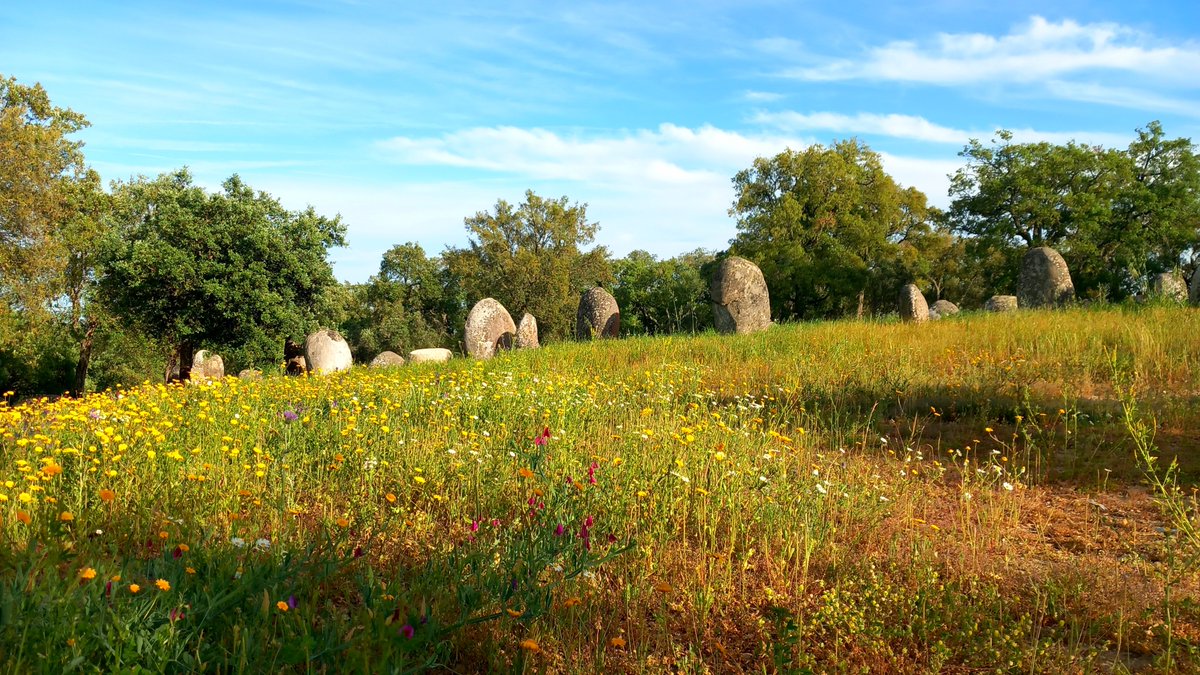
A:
898 284 929 323
1149 272 1187 302
515 313 539 349
408 348 453 364
286 356 307 376
1018 247 1074 308
237 369 263 381
304 328 353 374
370 351 406 368
1192 272 1200 306
929 299 960 320
190 350 225 380
464 298 517 359
576 287 620 340
984 295 1019 312
710 256 771 334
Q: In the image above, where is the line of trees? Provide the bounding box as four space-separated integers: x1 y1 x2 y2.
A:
3 72 1198 396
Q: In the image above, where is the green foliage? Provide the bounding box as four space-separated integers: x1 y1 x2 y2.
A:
949 122 1200 300
97 170 346 373
728 140 945 320
444 190 612 342
612 249 714 335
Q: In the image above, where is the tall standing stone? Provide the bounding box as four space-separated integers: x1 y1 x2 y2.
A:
710 256 771 334
576 287 620 340
190 350 225 380
464 298 517 359
985 295 1019 312
1149 272 1187 302
515 312 539 349
1018 247 1074 308
1191 272 1200 306
898 284 929 323
304 328 353 374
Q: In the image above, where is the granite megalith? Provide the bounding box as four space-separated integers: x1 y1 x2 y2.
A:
576 287 620 340
304 328 353 374
1018 247 1074 308
898 284 929 323
1149 272 1187 302
710 256 771 334
464 298 517 359
984 295 1019 312
190 350 225 380
408 348 453 364
515 313 539 349
929 299 960 320
370 351 406 368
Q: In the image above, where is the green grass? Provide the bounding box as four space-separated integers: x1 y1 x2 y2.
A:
2 305 1199 672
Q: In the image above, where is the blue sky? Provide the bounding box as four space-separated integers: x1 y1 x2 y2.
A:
3 1 1198 282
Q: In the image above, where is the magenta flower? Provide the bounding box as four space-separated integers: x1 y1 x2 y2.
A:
282 410 299 423
554 524 565 536
399 624 415 639
534 426 551 446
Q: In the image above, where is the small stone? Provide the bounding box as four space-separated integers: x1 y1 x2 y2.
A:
984 295 1019 312
1018 247 1074 308
710 256 771 334
515 313 539 349
408 348 453 364
464 298 517 359
304 328 353 374
237 369 262 381
190 350 225 380
898 284 929 323
576 287 620 340
929 299 959 320
370 351 406 368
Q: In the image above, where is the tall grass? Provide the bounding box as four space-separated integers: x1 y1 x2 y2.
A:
1 305 1198 672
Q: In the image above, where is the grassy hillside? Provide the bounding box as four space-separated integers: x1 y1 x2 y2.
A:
2 305 1199 672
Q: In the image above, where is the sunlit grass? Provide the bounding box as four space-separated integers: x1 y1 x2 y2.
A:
2 305 1199 672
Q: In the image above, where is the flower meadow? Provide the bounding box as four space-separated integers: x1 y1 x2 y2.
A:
2 306 1200 673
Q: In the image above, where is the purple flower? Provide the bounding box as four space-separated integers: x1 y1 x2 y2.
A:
88 409 102 420
554 524 565 536
169 608 186 622
399 623 415 639
282 410 299 423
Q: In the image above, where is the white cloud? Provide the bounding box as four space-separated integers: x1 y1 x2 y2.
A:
788 16 1200 87
752 110 1133 148
743 90 785 102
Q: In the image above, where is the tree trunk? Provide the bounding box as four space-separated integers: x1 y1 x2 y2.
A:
856 289 866 319
72 321 96 397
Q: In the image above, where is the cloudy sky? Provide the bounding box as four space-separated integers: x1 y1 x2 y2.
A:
3 1 1197 281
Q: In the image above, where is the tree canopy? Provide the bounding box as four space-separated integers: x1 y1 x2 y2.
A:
97 170 346 377
443 190 611 342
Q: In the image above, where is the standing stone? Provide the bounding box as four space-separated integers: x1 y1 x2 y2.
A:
409 348 453 364
1191 272 1200 306
898 284 929 323
576 287 620 340
304 328 353 374
985 295 1019 312
370 351 406 368
515 313 539 349
190 350 225 380
1018 247 1074 308
710 256 771 334
464 298 517 359
1149 272 1187 302
237 369 263 381
284 340 306 376
929 299 960 320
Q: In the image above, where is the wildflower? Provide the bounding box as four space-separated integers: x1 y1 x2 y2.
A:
815 483 827 495
79 567 97 581
41 462 63 477
554 524 565 536
288 595 297 609
336 518 349 528
231 537 246 548
185 567 196 575
398 624 415 638
159 531 169 540
99 489 116 502
713 451 726 462
1002 482 1014 491
413 476 426 485
129 584 141 594
156 579 171 591
15 510 30 525
276 601 289 612
534 426 551 446
169 608 185 622
654 582 673 593
562 597 582 607
506 608 524 617
519 639 540 653
385 493 396 503
282 410 299 423
985 427 994 433
518 467 535 479
59 511 74 522
254 538 270 551
609 637 627 648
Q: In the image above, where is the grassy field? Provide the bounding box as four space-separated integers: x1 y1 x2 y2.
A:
2 304 1200 673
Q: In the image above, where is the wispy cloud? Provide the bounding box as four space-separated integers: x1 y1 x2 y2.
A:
787 16 1200 87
